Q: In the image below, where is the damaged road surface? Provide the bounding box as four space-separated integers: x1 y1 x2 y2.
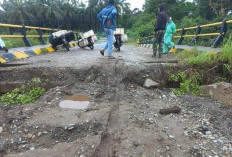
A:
0 44 232 157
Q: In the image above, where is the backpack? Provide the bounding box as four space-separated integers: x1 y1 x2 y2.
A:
101 6 114 26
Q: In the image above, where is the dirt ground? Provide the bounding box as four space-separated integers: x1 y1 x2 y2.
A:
0 44 231 157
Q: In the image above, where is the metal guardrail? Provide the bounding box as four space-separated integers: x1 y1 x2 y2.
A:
0 23 61 47
139 19 232 48
0 23 77 47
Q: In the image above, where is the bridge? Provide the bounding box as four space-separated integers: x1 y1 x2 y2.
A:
1 18 232 64
0 19 232 157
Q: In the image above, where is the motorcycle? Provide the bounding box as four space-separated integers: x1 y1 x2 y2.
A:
114 34 122 51
77 30 96 50
49 30 75 51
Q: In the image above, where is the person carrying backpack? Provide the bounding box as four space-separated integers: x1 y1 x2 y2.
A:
97 0 117 59
163 17 176 54
153 3 167 58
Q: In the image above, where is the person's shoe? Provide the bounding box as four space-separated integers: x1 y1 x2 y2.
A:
100 49 104 56
108 56 115 59
169 48 177 53
158 53 162 58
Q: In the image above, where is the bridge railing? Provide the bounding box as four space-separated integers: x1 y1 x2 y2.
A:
0 23 75 47
138 19 232 48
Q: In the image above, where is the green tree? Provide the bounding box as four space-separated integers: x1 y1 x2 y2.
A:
2 0 35 25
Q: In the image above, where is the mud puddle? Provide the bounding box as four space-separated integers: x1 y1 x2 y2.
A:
59 95 90 110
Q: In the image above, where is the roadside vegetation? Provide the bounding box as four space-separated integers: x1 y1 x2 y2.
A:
0 78 45 107
169 39 232 95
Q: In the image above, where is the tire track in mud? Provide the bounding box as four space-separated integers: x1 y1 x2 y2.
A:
91 59 123 157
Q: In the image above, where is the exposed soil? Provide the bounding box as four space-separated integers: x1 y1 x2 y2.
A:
0 45 231 157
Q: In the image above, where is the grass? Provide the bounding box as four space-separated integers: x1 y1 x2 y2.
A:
187 51 219 66
4 38 25 48
123 37 137 46
175 37 232 66
3 29 50 48
176 47 200 59
221 38 232 64
169 71 202 95
0 78 45 107
170 40 232 95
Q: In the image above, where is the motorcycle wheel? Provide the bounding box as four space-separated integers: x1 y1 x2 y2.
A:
89 39 94 50
89 44 94 50
116 39 120 51
64 42 70 51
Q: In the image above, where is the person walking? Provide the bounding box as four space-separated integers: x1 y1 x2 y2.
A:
97 0 117 59
153 3 167 58
163 17 176 54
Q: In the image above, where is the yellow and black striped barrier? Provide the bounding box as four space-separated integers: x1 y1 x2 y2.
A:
0 42 79 64
0 42 78 64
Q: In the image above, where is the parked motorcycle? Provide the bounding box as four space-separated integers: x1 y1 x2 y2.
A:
77 30 97 50
114 34 122 51
113 28 127 52
49 30 75 51
78 36 94 50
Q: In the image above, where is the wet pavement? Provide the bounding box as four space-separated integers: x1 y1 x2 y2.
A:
3 42 178 69
175 45 222 52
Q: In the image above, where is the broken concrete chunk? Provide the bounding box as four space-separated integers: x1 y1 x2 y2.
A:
159 106 181 115
199 82 232 106
144 78 159 88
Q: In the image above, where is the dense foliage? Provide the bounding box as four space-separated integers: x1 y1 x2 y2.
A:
0 0 134 32
0 78 45 107
0 0 231 44
132 0 232 39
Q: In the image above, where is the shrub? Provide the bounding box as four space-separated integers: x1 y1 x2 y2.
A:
169 71 202 95
4 38 25 48
0 78 45 107
221 37 232 64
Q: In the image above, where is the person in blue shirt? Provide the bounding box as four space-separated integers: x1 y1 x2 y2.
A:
97 0 117 59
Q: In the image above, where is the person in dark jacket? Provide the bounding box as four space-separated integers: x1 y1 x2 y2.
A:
153 3 167 58
97 0 117 59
